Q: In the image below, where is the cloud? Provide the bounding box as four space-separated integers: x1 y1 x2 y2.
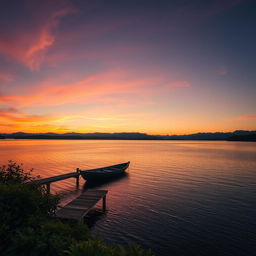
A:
0 107 18 114
0 5 77 71
0 106 57 123
0 68 190 108
0 104 79 132
235 115 256 121
0 66 191 134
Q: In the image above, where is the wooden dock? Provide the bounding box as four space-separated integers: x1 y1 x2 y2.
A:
56 190 108 223
29 171 108 222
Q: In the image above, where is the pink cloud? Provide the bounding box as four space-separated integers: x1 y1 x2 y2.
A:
0 7 77 71
0 68 190 109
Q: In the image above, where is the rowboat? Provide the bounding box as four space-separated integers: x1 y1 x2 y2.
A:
79 162 130 181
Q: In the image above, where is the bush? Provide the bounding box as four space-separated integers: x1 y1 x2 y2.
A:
0 183 58 230
0 162 60 253
8 220 90 256
67 240 115 256
67 241 153 256
0 160 35 184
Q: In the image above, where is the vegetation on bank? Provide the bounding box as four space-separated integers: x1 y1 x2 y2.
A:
0 161 153 256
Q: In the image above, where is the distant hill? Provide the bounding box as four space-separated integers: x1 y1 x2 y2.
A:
227 134 256 141
166 130 256 141
0 130 256 141
0 132 156 140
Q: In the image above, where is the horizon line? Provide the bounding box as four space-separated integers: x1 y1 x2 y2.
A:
1 130 256 136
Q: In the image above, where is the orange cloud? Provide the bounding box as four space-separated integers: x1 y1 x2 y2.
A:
0 105 73 133
235 115 256 121
0 107 18 114
1 68 190 108
0 109 56 123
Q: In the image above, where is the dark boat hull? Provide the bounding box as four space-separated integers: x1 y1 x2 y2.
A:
80 162 130 181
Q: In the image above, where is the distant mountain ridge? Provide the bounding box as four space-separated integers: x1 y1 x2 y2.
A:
0 130 256 141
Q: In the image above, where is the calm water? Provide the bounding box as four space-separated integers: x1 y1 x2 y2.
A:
1 140 256 256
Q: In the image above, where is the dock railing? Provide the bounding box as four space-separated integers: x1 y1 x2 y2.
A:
28 168 80 193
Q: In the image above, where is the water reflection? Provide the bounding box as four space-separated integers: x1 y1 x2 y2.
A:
83 172 129 190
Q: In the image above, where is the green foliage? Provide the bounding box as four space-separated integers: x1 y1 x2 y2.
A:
67 240 115 256
0 183 58 230
118 244 153 256
0 160 36 184
0 162 60 254
0 183 59 254
66 241 153 256
8 220 90 256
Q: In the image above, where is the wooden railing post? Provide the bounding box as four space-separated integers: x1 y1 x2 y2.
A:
102 195 106 211
46 183 50 194
76 168 80 187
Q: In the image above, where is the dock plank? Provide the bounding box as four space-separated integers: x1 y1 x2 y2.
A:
56 189 108 222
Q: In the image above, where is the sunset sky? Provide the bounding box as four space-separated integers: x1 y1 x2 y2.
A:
0 0 255 134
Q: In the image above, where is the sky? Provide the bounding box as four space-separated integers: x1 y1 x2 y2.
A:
0 0 255 135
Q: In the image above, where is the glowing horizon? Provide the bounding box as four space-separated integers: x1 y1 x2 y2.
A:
0 0 255 134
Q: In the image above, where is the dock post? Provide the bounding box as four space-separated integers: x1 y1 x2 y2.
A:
46 183 50 194
76 168 80 187
102 195 106 211
79 216 84 225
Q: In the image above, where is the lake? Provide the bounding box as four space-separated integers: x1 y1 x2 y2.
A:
0 139 255 256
